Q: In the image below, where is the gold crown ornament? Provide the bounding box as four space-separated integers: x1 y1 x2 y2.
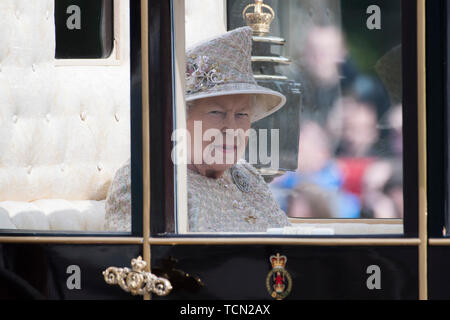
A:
266 253 292 300
270 253 287 269
242 0 275 36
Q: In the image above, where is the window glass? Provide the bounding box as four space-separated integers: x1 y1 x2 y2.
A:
175 0 404 235
55 0 114 59
0 1 133 234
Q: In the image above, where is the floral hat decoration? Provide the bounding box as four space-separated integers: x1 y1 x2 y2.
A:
185 27 286 123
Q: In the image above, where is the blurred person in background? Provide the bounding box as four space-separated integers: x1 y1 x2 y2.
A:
272 21 401 220
387 104 403 157
281 25 358 125
328 75 391 158
383 166 403 219
360 160 403 219
326 75 392 199
287 183 333 219
357 105 403 219
271 121 360 218
334 96 380 157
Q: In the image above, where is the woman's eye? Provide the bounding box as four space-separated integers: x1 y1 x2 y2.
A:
208 110 224 115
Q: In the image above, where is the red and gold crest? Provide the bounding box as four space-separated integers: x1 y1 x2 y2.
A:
265 253 292 300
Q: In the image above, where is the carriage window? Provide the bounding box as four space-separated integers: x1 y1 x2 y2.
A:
171 0 405 235
0 0 135 234
55 0 114 59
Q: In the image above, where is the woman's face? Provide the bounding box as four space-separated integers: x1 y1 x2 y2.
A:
187 94 252 178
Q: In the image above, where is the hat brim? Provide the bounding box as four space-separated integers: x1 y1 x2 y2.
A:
186 82 287 123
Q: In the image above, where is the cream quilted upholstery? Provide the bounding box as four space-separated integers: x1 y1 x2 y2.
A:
185 0 227 48
0 1 130 231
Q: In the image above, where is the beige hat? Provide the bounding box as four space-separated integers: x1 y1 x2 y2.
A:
185 27 286 122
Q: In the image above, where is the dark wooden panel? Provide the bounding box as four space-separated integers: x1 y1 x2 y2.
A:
151 245 418 300
428 246 450 300
426 0 447 237
148 0 175 234
0 244 141 300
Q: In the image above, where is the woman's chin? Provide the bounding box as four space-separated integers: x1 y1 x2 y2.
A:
205 163 235 173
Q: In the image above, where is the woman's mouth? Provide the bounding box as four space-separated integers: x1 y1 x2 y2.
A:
216 145 237 154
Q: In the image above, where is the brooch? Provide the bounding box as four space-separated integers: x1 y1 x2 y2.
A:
186 55 225 94
230 166 252 193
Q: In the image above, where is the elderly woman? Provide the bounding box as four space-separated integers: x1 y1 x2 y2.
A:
105 27 291 232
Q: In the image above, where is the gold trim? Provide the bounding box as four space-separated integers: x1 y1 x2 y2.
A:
0 237 143 244
417 0 428 301
103 256 172 296
141 0 151 301
148 237 421 246
429 239 450 246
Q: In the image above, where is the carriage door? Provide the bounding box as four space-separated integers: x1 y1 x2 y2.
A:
146 0 426 301
0 0 171 300
426 0 450 300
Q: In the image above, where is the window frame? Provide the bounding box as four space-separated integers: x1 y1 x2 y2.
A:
0 0 144 238
427 0 450 239
149 0 420 238
54 0 125 66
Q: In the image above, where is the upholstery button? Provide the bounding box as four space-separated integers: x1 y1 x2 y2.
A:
80 112 87 121
46 114 51 123
32 64 36 72
12 115 18 123
115 113 120 122
97 163 103 172
27 166 32 175
46 10 50 20
61 164 65 172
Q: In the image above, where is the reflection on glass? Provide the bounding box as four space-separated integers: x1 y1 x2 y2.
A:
180 0 403 234
263 0 403 221
0 1 131 233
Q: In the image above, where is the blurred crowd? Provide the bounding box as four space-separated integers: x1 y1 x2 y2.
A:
271 25 403 219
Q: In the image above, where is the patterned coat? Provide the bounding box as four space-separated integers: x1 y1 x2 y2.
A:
104 159 291 233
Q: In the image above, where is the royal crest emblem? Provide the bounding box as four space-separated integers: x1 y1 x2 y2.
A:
266 253 292 300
